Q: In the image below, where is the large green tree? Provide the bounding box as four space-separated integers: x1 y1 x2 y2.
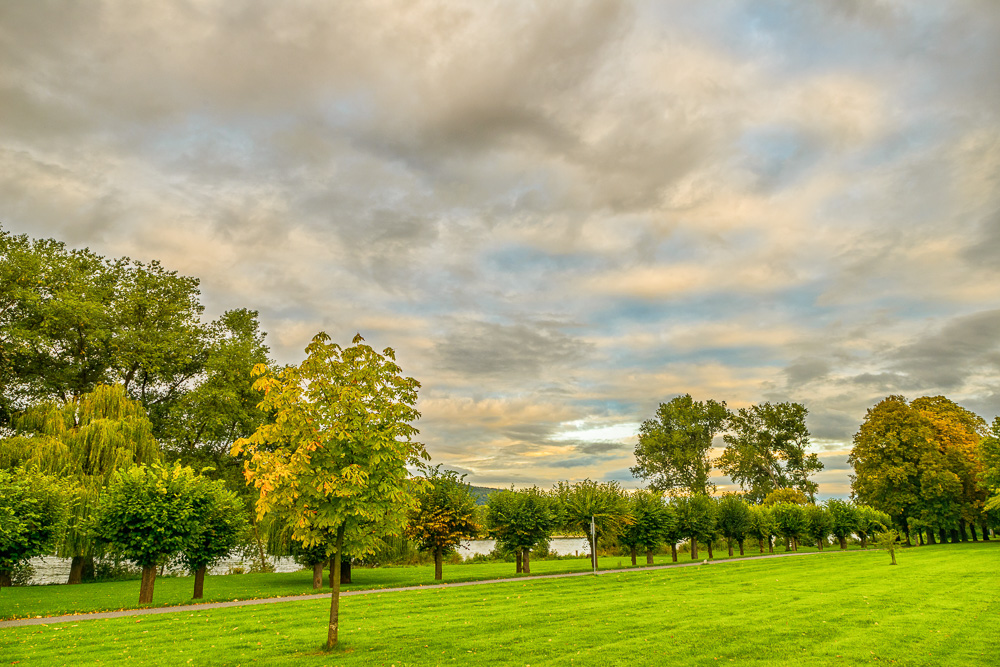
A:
233 332 427 650
980 417 1000 525
0 468 67 586
0 384 161 583
619 490 675 565
849 396 962 542
406 467 480 580
631 395 729 496
673 493 716 559
717 402 823 503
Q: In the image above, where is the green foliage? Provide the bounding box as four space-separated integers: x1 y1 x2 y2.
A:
803 504 832 547
855 505 891 545
849 396 963 531
715 494 752 548
178 478 248 573
554 479 632 566
747 504 776 547
406 467 481 558
0 468 67 580
717 402 822 503
0 384 161 560
770 502 808 548
673 493 717 545
978 417 1000 512
94 464 205 568
631 394 729 496
485 486 560 555
874 529 900 565
826 499 859 546
619 490 675 554
762 488 809 505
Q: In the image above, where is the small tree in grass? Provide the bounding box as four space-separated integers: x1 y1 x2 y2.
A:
804 504 832 550
0 468 67 586
178 478 247 599
716 494 752 557
619 490 674 565
95 464 204 603
674 494 716 559
555 479 632 570
771 502 808 552
747 504 776 553
485 487 560 574
292 541 330 590
406 467 480 580
662 498 685 561
875 528 900 565
826 499 858 550
233 333 427 650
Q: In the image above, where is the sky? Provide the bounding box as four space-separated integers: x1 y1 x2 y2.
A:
2 1 999 498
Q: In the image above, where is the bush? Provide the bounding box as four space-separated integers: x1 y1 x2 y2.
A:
93 556 142 582
10 560 35 586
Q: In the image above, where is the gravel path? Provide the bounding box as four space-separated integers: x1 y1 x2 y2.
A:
0 550 830 629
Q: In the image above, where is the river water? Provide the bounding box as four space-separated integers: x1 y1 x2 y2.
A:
25 537 592 585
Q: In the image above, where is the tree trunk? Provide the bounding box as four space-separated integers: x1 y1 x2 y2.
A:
646 549 654 565
768 536 774 554
193 566 206 599
959 520 969 542
0 570 11 587
312 562 323 589
328 557 335 589
671 543 678 562
340 559 352 584
727 539 733 558
983 523 990 541
817 538 823 551
758 538 764 554
590 535 599 570
516 550 522 573
434 548 443 580
918 530 924 546
630 546 637 566
860 534 867 549
939 527 948 544
523 549 530 574
784 537 791 553
926 530 936 545
950 528 959 544
707 541 714 559
738 540 744 556
838 536 847 550
690 536 697 560
970 526 978 542
139 565 157 604
326 524 345 650
68 556 86 585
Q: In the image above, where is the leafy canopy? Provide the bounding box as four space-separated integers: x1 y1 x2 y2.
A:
406 467 481 557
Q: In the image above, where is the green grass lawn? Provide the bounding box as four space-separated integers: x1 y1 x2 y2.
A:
0 543 828 621
2 541 996 666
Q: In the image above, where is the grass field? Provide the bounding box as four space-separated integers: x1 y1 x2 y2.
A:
1 541 996 666
1 545 827 621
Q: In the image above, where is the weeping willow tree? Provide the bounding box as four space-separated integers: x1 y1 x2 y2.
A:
0 384 161 583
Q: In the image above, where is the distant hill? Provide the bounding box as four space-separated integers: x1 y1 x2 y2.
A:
468 484 504 505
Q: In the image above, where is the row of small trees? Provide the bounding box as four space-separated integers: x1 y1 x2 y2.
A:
401 474 900 581
0 463 245 602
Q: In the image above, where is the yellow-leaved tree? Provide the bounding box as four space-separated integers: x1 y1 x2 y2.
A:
233 332 428 650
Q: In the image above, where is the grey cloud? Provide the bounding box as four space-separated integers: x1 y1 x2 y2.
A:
784 357 830 387
963 208 1000 270
434 320 590 380
806 408 858 442
890 309 1000 389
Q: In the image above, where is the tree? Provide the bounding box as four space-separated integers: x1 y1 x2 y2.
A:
232 332 427 650
762 488 809 506
619 490 675 565
910 396 987 542
95 464 205 603
849 396 962 542
874 529 900 565
855 505 891 549
747 504 776 553
674 494 717 559
826 499 858 550
0 384 161 583
555 480 632 570
0 468 67 586
406 467 480 580
178 478 247 599
717 402 823 504
631 395 729 496
716 494 752 557
770 502 807 551
485 487 560 574
980 417 1000 536
803 504 832 550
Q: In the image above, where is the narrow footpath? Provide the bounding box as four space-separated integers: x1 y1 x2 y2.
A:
0 550 834 629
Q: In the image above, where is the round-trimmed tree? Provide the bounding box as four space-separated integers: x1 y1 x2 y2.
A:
555 480 632 570
0 468 67 586
826 499 858 550
804 503 832 550
716 494 752 557
178 478 247 599
406 467 480 580
485 486 559 574
619 490 674 565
